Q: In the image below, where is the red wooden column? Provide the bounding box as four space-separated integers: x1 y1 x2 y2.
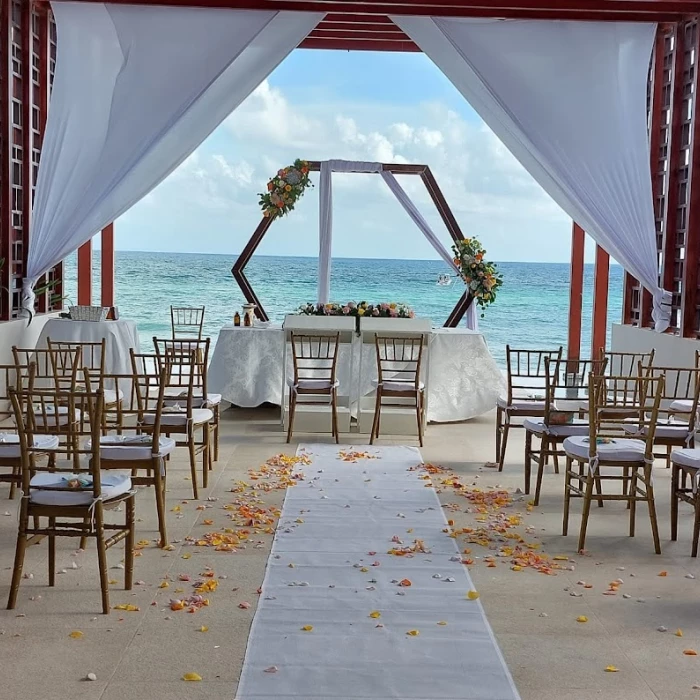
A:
77 239 93 306
567 223 585 361
101 223 115 307
0 0 11 320
591 245 610 358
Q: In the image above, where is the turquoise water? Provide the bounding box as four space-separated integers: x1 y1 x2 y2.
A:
62 251 623 365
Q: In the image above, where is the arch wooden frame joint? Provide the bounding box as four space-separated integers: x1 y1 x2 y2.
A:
231 160 473 326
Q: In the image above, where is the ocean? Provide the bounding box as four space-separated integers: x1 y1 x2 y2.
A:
62 251 623 366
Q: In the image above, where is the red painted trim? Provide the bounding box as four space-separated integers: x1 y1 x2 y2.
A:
101 223 115 307
50 0 699 23
300 37 420 51
567 223 585 362
622 272 636 325
21 2 34 310
592 245 610 357
77 239 92 306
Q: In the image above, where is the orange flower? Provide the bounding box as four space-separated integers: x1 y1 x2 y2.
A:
267 182 274 191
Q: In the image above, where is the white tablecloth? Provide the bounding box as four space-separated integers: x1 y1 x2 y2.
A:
208 325 504 423
36 318 141 377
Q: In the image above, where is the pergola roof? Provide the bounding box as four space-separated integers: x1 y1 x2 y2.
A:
60 0 700 52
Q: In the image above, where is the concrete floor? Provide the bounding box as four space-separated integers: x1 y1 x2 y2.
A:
1 407 700 700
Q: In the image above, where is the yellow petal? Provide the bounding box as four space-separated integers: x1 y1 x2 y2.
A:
360 567 369 572
113 604 140 612
511 565 522 572
437 621 448 626
163 544 175 551
137 540 150 547
576 616 588 623
108 579 119 585
467 590 480 600
301 625 313 632
198 625 209 633
182 553 192 560
604 665 619 673
553 555 569 561
406 630 420 636
69 630 84 639
159 581 169 589
182 672 202 681
676 629 684 637
171 506 181 513
369 611 381 619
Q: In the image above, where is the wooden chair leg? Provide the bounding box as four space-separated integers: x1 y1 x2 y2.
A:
670 464 680 542
533 435 547 507
125 496 135 590
415 392 423 448
187 435 199 500
154 465 168 548
331 392 339 444
48 517 56 587
495 406 502 462
369 391 381 445
692 496 700 558
79 517 89 551
7 530 28 610
629 467 638 538
213 404 220 463
552 451 560 474
202 425 210 489
644 465 661 555
94 506 110 614
562 457 572 537
577 471 595 553
498 417 511 472
286 392 297 444
524 430 532 495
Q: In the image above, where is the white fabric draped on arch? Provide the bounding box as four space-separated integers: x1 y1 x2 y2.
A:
393 17 670 331
23 2 322 315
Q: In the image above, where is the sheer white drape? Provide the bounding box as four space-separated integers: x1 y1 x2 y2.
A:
393 17 671 331
317 160 474 326
24 2 322 314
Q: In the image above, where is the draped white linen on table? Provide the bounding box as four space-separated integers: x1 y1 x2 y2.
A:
393 17 671 331
317 160 477 328
23 2 322 315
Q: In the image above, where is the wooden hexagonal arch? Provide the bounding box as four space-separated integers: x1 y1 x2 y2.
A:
231 161 473 326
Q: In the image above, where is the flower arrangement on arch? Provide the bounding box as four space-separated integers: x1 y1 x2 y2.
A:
452 236 503 317
259 159 312 219
295 301 415 318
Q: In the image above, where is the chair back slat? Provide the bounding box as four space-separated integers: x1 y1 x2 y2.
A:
290 333 340 385
47 339 106 390
641 365 700 419
375 334 424 389
171 306 205 340
544 357 607 423
505 346 563 400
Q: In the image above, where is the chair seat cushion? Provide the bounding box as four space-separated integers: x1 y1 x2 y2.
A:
287 378 339 392
622 420 691 440
563 436 647 462
0 434 59 459
29 471 132 506
103 389 124 405
32 406 81 426
670 399 694 414
672 448 700 470
92 435 177 461
154 387 221 408
371 378 424 392
497 396 546 412
523 418 589 437
143 407 213 427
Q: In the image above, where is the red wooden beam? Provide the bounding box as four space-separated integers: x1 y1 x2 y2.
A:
0 0 10 321
77 239 92 306
567 223 585 362
315 21 406 32
101 223 115 307
21 1 34 312
53 0 700 22
682 23 700 337
592 245 610 357
309 29 413 41
622 272 636 324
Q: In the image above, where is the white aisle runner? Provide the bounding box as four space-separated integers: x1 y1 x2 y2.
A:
236 444 520 700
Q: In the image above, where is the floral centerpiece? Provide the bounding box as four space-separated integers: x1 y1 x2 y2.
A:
259 159 312 219
295 301 415 318
452 236 503 317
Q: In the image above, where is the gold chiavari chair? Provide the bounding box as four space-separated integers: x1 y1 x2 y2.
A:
7 375 136 613
47 338 123 433
171 305 205 341
369 334 426 447
88 367 174 547
140 347 213 499
153 337 221 466
496 346 563 471
637 365 700 468
286 332 340 444
563 372 664 554
524 356 607 505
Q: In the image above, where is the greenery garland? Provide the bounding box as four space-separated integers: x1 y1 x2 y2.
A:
259 159 313 219
452 237 503 317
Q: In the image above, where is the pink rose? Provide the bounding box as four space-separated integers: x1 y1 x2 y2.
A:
380 303 389 311
389 309 398 317
342 306 350 314
409 311 415 318
372 309 379 316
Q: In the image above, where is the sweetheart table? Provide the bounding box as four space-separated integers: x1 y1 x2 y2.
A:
208 324 504 423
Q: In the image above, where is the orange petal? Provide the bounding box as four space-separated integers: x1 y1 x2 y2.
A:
684 649 698 656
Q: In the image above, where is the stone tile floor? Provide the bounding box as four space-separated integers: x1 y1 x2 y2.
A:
1 407 700 699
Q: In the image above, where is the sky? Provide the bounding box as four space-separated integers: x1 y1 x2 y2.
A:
115 48 588 264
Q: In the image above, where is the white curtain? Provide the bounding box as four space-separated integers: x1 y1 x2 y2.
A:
393 17 671 331
24 2 322 313
318 160 476 328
